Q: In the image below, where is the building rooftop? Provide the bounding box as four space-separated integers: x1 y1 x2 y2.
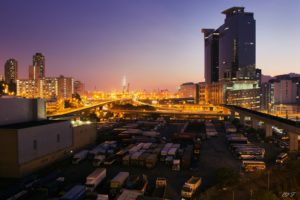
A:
201 29 215 36
181 82 194 86
0 120 68 129
222 7 245 15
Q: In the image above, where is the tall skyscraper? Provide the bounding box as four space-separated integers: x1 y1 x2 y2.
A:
201 29 219 84
4 58 18 83
202 7 260 109
29 53 45 79
219 7 256 81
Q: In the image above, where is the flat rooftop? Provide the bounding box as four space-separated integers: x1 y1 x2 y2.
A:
0 120 68 129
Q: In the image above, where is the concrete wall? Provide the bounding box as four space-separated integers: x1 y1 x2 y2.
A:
17 121 72 164
72 123 97 150
0 130 19 177
0 121 72 177
0 97 46 125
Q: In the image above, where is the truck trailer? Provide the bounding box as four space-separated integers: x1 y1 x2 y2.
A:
181 176 201 199
110 172 130 196
72 150 89 164
85 168 107 192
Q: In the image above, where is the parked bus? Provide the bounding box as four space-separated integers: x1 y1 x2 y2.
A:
241 160 266 172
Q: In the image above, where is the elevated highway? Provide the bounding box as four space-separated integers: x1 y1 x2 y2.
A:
224 105 300 151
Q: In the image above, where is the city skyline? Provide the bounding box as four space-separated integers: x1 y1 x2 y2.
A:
1 0 300 91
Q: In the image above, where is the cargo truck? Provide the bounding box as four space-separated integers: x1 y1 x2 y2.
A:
124 174 148 194
60 184 86 200
172 159 180 171
110 172 129 196
72 150 89 164
85 168 107 192
145 154 158 169
181 176 201 199
93 155 106 167
152 177 166 199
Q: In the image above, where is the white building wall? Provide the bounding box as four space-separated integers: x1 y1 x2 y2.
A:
17 121 72 164
0 98 46 126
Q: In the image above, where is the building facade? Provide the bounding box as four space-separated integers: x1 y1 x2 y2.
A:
31 53 45 79
0 97 97 178
0 97 46 126
202 7 260 109
202 29 219 84
42 77 58 99
4 58 18 83
57 75 74 99
74 80 86 96
16 79 42 98
178 82 195 99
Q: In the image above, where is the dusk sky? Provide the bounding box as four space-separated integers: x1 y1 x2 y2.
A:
1 0 300 91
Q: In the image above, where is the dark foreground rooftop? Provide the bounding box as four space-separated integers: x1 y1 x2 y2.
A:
0 120 68 129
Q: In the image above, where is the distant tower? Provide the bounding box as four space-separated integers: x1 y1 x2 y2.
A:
4 58 18 83
122 75 127 93
29 53 45 80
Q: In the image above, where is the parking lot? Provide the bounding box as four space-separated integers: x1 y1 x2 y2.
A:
0 120 250 200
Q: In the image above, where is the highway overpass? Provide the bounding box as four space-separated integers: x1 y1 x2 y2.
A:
224 105 300 151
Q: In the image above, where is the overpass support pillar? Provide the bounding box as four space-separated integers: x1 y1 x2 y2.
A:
265 124 272 137
251 118 259 129
289 132 299 152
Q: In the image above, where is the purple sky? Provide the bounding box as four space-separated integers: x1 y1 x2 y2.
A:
1 0 300 91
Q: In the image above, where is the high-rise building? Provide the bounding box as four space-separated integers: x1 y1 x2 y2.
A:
74 80 86 96
4 58 18 83
202 7 260 109
29 53 45 79
29 65 41 80
57 75 74 99
201 29 219 84
219 7 256 81
42 77 58 99
16 79 42 98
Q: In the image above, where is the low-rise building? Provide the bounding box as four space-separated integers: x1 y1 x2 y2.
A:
0 97 97 178
71 121 97 151
0 120 72 178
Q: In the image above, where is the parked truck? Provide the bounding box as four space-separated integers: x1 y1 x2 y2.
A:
145 154 158 169
110 172 129 196
60 184 86 200
124 174 148 194
93 155 106 167
152 177 167 199
85 168 107 192
172 159 180 171
72 150 89 164
181 176 202 199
